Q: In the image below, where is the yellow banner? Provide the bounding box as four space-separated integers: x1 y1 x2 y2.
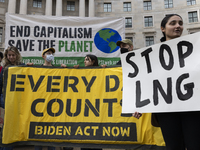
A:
2 66 165 148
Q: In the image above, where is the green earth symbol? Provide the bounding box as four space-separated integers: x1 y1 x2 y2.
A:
94 28 122 53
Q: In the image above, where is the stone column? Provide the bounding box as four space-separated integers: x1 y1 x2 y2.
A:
45 0 52 15
56 0 62 16
79 0 85 17
19 0 27 14
8 0 16 14
89 0 94 17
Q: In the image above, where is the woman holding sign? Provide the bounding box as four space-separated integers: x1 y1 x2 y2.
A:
133 14 200 150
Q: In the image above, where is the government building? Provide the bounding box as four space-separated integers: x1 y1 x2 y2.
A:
0 0 200 51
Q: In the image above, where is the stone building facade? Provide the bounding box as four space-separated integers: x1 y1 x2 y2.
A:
0 0 200 51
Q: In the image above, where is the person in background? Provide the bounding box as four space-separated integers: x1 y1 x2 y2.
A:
61 54 99 68
133 14 200 150
41 47 55 67
0 46 25 109
34 48 56 150
115 39 134 65
100 39 134 68
0 46 26 150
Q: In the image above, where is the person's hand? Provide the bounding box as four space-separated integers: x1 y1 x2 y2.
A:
61 64 67 68
132 112 142 119
74 64 79 68
26 63 34 66
101 64 107 68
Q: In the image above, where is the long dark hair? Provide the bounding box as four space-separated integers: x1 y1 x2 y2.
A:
160 14 183 42
85 54 99 66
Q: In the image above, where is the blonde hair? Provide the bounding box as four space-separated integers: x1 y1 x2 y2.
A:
3 46 22 68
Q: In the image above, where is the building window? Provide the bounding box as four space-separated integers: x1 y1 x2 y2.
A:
123 2 131 12
126 37 133 42
0 0 5 2
0 27 2 43
164 0 173 8
33 0 42 8
188 11 198 23
143 1 152 10
67 1 75 11
144 16 153 27
104 3 112 12
187 0 196 5
146 36 154 46
125 18 132 28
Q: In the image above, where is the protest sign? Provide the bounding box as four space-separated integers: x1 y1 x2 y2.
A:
2 66 165 149
5 13 124 66
121 32 200 113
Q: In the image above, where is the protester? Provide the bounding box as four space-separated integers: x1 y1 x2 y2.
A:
34 47 56 150
100 39 134 68
0 46 26 150
133 14 200 150
0 46 25 109
61 54 99 68
41 47 55 66
116 39 134 65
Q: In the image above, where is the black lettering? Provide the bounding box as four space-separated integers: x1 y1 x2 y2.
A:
106 75 119 92
78 28 83 38
28 75 45 92
62 28 68 38
30 40 35 51
16 40 22 51
176 73 194 100
24 26 30 37
47 27 53 37
10 26 15 37
153 78 172 105
10 74 16 91
31 99 45 117
177 41 193 68
22 40 29 51
103 98 117 117
8 40 15 46
84 99 99 116
126 52 139 78
16 26 23 37
47 76 61 92
136 81 150 107
38 40 42 51
40 26 46 37
34 26 40 37
50 40 55 48
81 76 96 92
141 47 153 73
69 28 74 38
10 74 25 91
47 99 63 117
84 28 92 38
66 99 81 117
58 27 62 38
63 76 78 92
159 44 174 70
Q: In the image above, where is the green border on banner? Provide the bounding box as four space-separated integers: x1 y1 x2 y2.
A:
22 57 120 67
